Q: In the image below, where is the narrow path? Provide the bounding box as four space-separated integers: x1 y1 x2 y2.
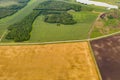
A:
88 12 104 39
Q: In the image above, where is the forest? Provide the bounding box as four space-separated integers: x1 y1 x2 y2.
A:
35 1 81 24
44 12 76 25
5 11 40 42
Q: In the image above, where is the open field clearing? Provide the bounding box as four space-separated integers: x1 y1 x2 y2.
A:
0 42 99 80
29 11 98 42
91 34 120 80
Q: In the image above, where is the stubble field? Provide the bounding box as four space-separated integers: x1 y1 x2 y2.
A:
0 42 99 80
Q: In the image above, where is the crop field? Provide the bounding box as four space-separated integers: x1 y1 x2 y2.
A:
91 34 120 80
29 11 98 42
0 42 99 80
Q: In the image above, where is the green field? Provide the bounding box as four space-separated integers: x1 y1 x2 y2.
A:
29 11 98 42
93 0 120 5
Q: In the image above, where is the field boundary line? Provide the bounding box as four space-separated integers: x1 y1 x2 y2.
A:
84 42 99 80
0 30 120 45
88 12 104 39
90 30 120 41
88 41 102 80
0 39 90 46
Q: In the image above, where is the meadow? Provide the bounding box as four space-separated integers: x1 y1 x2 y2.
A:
29 11 98 42
0 42 99 80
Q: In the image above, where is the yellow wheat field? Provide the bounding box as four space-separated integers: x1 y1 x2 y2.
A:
0 42 99 80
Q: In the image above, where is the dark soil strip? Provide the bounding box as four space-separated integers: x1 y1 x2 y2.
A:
90 34 120 80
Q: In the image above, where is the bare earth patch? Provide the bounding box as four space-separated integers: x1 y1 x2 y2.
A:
0 42 99 80
91 34 120 80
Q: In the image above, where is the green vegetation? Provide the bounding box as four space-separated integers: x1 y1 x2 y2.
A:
1 0 109 42
3 0 102 42
30 11 98 42
0 0 45 41
5 0 82 42
5 11 40 42
35 1 81 25
93 0 120 5
91 9 120 38
44 12 76 25
0 0 30 19
36 1 81 12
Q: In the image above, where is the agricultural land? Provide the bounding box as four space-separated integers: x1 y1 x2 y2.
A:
91 34 120 80
1 0 120 80
0 42 99 80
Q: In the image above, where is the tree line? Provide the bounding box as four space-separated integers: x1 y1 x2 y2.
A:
6 11 40 42
44 12 76 25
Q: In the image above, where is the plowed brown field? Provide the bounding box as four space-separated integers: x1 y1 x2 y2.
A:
0 42 99 80
91 34 120 80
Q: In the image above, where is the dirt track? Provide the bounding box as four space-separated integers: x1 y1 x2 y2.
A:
91 34 120 80
0 42 99 80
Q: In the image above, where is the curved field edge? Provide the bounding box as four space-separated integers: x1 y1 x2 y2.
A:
0 42 99 80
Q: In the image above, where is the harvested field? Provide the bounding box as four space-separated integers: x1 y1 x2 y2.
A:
0 42 99 80
91 34 120 80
